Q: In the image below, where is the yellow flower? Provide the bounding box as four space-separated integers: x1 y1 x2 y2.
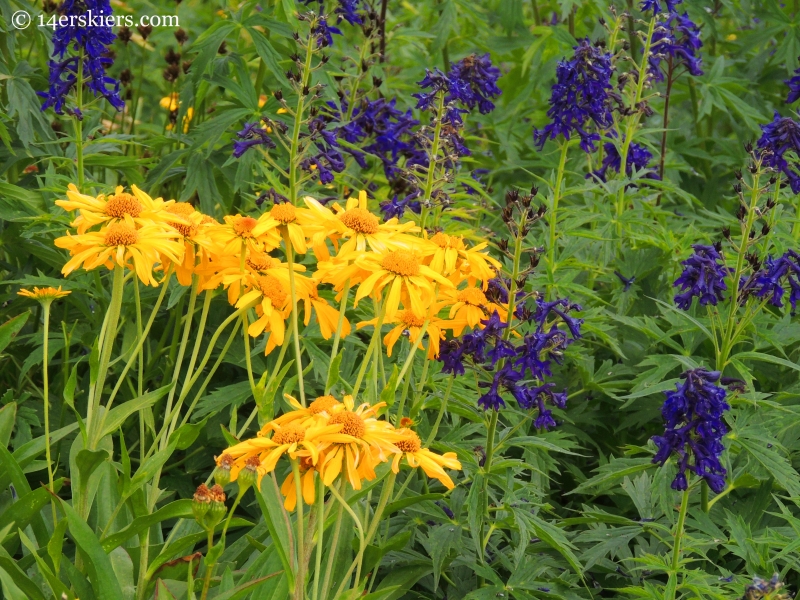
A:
280 456 317 510
17 286 71 302
251 202 317 255
55 218 184 286
424 232 501 286
358 306 446 359
159 202 216 286
160 93 180 111
391 429 461 489
55 184 179 234
258 94 268 108
266 394 344 431
439 285 508 336
210 214 282 256
302 285 351 340
302 192 420 260
353 249 453 319
317 396 404 490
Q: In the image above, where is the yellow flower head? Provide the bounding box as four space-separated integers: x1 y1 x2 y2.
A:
358 305 446 359
354 249 453 319
265 393 344 431
160 93 180 111
211 214 281 256
302 285 351 341
203 250 308 306
439 285 508 336
391 428 462 489
56 184 180 234
17 286 71 303
159 202 215 286
280 455 317 510
424 232 501 285
56 218 184 286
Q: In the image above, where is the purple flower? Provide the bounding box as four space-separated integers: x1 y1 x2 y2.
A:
673 244 729 310
39 0 123 114
312 17 342 48
750 250 800 311
652 368 729 493
380 190 421 220
757 112 800 193
640 0 682 13
447 54 502 114
413 69 450 111
590 139 657 182
233 122 276 158
334 0 362 24
649 13 703 82
533 39 616 152
786 63 800 104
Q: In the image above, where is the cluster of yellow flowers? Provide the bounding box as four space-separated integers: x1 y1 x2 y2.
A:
217 393 461 509
53 184 505 357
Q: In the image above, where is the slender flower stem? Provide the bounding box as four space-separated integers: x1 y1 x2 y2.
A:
319 478 347 600
658 58 675 185
420 93 446 231
353 301 388 398
312 474 325 600
328 279 351 380
200 530 215 600
547 141 570 282
289 32 315 206
284 231 306 406
41 301 57 525
292 460 306 600
395 317 430 393
88 265 125 448
75 51 85 191
666 488 691 600
133 278 145 459
329 482 366 600
425 377 454 446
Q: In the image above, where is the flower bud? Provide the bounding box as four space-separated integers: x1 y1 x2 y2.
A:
237 456 260 496
206 484 227 529
213 454 234 488
192 484 212 524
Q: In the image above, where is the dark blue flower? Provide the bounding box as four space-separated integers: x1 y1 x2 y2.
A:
447 54 502 114
39 0 123 114
649 13 703 82
757 112 800 193
533 39 616 152
590 139 657 182
380 190 421 220
334 0 363 24
673 244 729 310
750 250 800 311
786 64 800 104
652 368 729 493
233 122 276 158
413 69 450 111
439 339 466 376
640 0 682 13
312 17 342 48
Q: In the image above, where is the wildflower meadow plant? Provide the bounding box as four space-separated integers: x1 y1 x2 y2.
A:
4 0 800 599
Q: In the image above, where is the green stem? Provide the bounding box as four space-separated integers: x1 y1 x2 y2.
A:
700 481 708 513
547 141 569 283
425 377 454 446
353 301 388 398
666 488 691 600
284 231 306 406
395 318 430 393
75 51 85 191
319 478 347 600
312 474 325 600
133 278 145 461
88 265 125 449
289 33 315 205
420 93 446 230
329 481 366 600
327 279 351 382
42 301 57 525
292 460 306 599
200 530 216 600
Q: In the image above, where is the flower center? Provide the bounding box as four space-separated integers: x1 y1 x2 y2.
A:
246 253 276 272
271 203 297 224
309 395 338 415
399 310 425 328
272 424 306 445
457 288 488 306
233 216 258 238
244 456 261 471
329 411 366 438
339 208 379 234
256 275 288 307
216 453 234 469
105 192 143 218
430 232 451 248
395 431 422 453
167 202 198 237
381 250 420 277
399 416 414 428
104 223 139 247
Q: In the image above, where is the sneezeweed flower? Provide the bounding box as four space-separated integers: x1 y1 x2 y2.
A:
39 0 124 114
440 286 508 336
159 202 214 286
534 38 616 152
56 219 184 286
55 184 178 234
756 112 800 193
353 248 454 319
17 287 71 303
652 368 730 492
423 232 501 283
266 394 344 431
233 122 277 158
236 272 306 354
358 306 447 358
301 284 352 340
673 244 729 310
280 456 318 510
212 214 282 256
391 429 462 489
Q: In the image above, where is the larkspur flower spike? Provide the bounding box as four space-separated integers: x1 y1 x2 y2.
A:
673 244 729 310
756 112 800 193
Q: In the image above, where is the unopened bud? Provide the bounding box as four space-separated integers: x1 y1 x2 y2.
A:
192 484 212 523
207 484 227 528
238 456 260 495
214 454 233 488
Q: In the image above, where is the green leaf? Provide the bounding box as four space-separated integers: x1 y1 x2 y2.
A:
257 361 294 426
0 403 16 448
246 28 290 88
567 457 653 496
190 21 238 83
75 448 109 489
326 350 344 393
169 415 210 451
101 500 193 552
735 351 800 373
99 385 172 438
60 499 124 597
0 312 29 355
0 479 63 539
126 442 177 497
426 524 461 590
255 475 295 590
0 553 46 600
0 444 49 546
381 365 399 405
384 493 444 516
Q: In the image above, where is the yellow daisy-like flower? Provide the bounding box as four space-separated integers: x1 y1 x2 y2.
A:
353 249 453 319
302 192 420 261
391 428 462 489
424 232 501 286
210 214 281 256
159 202 216 286
17 286 71 302
302 285 351 340
265 394 344 431
55 218 184 286
55 184 179 234
439 285 508 336
160 93 180 111
219 421 343 484
280 455 318 511
250 202 314 255
358 306 446 359
317 397 404 490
